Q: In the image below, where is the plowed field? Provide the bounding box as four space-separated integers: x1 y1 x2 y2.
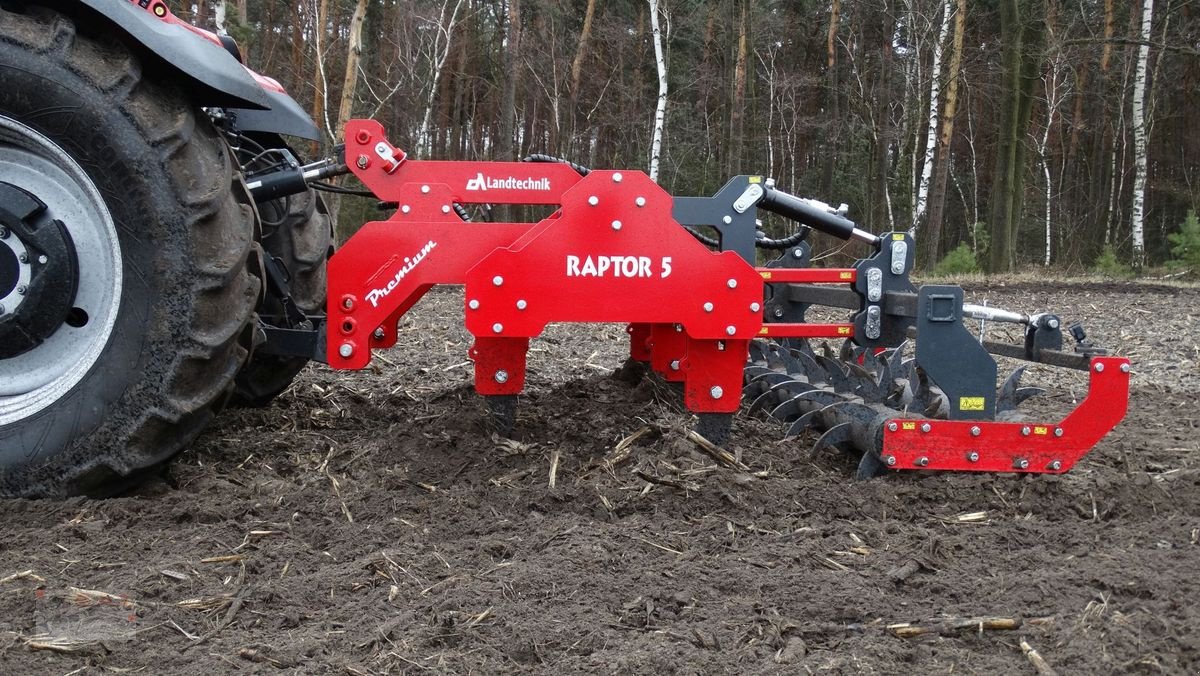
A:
1 281 1197 674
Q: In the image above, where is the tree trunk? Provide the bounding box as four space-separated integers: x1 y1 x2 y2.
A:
1130 0 1154 271
820 0 841 194
922 0 965 268
497 0 522 162
335 0 369 140
913 0 953 237
648 0 668 182
570 0 598 100
728 0 749 176
987 0 1042 272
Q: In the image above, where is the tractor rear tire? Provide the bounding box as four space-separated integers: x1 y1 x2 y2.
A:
0 6 259 497
232 187 333 407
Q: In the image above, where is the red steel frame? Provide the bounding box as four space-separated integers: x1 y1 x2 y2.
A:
327 120 1130 473
882 356 1130 474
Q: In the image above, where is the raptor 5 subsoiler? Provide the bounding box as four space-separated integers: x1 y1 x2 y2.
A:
286 120 1129 478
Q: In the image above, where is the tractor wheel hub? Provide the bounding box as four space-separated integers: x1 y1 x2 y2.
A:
0 181 79 359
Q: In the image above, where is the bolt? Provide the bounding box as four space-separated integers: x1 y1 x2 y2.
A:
494 370 509 384
635 197 646 207
1014 458 1030 470
338 343 354 358
725 325 736 336
750 302 761 313
703 302 714 313
967 451 980 463
18 252 28 263
1021 426 1032 436
916 457 929 467
37 255 47 264
670 360 680 371
970 425 981 437
16 285 26 295
674 324 683 332
727 278 738 289
342 297 354 310
611 220 622 231
920 422 931 433
884 455 897 466
1094 362 1105 373
588 195 599 206
516 299 527 310
373 328 386 340
356 154 369 169
722 215 733 225
421 185 431 194
1120 363 1131 373
1048 460 1062 471
468 299 480 310
441 205 451 214
492 323 503 333
355 130 371 144
401 205 411 214
0 226 7 239
887 422 898 432
792 248 804 258
1047 318 1060 329
1054 427 1064 438
773 308 784 318
493 275 504 287
710 386 724 399
612 172 623 183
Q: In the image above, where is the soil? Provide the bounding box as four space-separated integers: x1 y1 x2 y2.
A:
0 281 1197 674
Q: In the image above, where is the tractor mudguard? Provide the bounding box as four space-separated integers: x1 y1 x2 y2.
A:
231 88 322 141
55 0 319 139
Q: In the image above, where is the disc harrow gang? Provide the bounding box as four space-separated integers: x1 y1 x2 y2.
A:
299 120 1131 478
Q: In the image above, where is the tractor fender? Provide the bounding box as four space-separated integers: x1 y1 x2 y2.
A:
59 0 320 139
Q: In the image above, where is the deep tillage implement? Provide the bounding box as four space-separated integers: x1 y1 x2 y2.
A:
307 121 1129 479
0 2 1129 497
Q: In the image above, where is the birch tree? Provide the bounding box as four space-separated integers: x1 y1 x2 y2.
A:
912 0 952 234
415 0 466 156
1130 0 1154 271
648 0 668 182
921 0 965 267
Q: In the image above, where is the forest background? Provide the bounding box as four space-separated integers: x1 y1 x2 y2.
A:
193 0 1198 274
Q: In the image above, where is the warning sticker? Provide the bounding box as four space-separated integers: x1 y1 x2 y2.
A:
1034 426 1049 435
959 396 986 411
901 422 917 431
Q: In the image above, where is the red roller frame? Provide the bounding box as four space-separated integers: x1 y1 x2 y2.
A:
882 356 1131 474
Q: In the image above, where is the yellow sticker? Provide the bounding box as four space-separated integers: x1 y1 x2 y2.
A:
758 327 769 335
839 271 853 279
760 271 773 280
837 326 851 335
901 422 917 431
892 233 905 241
959 396 985 411
749 176 763 184
1034 426 1049 435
